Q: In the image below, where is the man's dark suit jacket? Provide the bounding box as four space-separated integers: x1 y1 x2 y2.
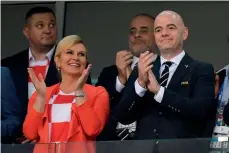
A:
223 102 229 125
1 48 92 137
107 54 216 139
1 67 24 143
95 65 123 141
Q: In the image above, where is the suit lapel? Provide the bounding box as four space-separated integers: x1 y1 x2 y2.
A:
45 46 60 87
152 55 161 82
167 54 193 91
21 49 29 102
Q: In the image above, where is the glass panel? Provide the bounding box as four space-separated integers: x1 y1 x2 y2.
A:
2 138 229 153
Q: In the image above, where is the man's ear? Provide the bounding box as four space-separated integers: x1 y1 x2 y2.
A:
23 25 29 39
183 27 188 40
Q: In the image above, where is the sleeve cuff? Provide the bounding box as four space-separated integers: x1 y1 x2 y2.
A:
154 86 165 103
134 80 147 97
116 76 125 92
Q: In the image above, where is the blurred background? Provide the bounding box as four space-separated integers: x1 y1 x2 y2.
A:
1 1 229 83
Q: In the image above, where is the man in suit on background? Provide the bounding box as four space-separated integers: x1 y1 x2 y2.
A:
106 10 216 153
217 65 229 126
224 100 229 125
96 13 158 141
208 65 229 152
214 65 229 130
1 6 91 143
1 6 58 117
1 67 24 143
222 66 229 127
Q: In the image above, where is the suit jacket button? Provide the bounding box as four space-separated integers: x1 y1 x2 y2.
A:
153 129 157 132
159 112 163 116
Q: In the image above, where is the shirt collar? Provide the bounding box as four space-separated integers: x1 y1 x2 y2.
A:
131 54 158 69
131 56 139 69
29 45 55 61
133 56 139 65
160 50 185 66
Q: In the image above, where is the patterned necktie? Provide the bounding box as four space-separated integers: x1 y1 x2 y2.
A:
116 62 138 141
160 61 172 87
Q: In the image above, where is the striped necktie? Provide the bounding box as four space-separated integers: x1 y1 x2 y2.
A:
160 61 172 87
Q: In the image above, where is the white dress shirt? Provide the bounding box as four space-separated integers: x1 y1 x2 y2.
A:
134 50 185 103
28 46 55 66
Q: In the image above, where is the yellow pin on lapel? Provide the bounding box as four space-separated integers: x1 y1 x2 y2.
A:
181 81 189 85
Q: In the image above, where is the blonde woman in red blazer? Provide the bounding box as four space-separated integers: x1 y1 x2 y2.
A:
23 35 110 153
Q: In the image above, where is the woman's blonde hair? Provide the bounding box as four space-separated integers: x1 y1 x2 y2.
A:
54 35 88 79
55 35 87 59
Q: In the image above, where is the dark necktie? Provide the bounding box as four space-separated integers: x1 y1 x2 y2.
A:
159 61 172 87
153 62 172 153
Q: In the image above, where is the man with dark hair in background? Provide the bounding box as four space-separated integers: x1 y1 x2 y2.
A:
224 100 229 125
96 13 158 141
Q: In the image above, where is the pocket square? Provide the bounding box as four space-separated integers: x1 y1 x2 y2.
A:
181 81 189 85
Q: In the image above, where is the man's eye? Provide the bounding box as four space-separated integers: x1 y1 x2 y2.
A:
37 24 43 28
129 30 136 35
155 29 161 33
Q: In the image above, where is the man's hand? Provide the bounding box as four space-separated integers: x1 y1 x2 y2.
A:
116 50 133 84
137 51 154 88
147 69 160 94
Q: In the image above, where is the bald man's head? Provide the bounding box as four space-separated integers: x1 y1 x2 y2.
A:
154 10 188 54
156 10 185 29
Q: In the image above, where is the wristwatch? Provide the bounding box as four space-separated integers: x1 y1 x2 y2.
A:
75 91 85 97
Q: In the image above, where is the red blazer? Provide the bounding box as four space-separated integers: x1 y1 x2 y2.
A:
23 83 110 153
